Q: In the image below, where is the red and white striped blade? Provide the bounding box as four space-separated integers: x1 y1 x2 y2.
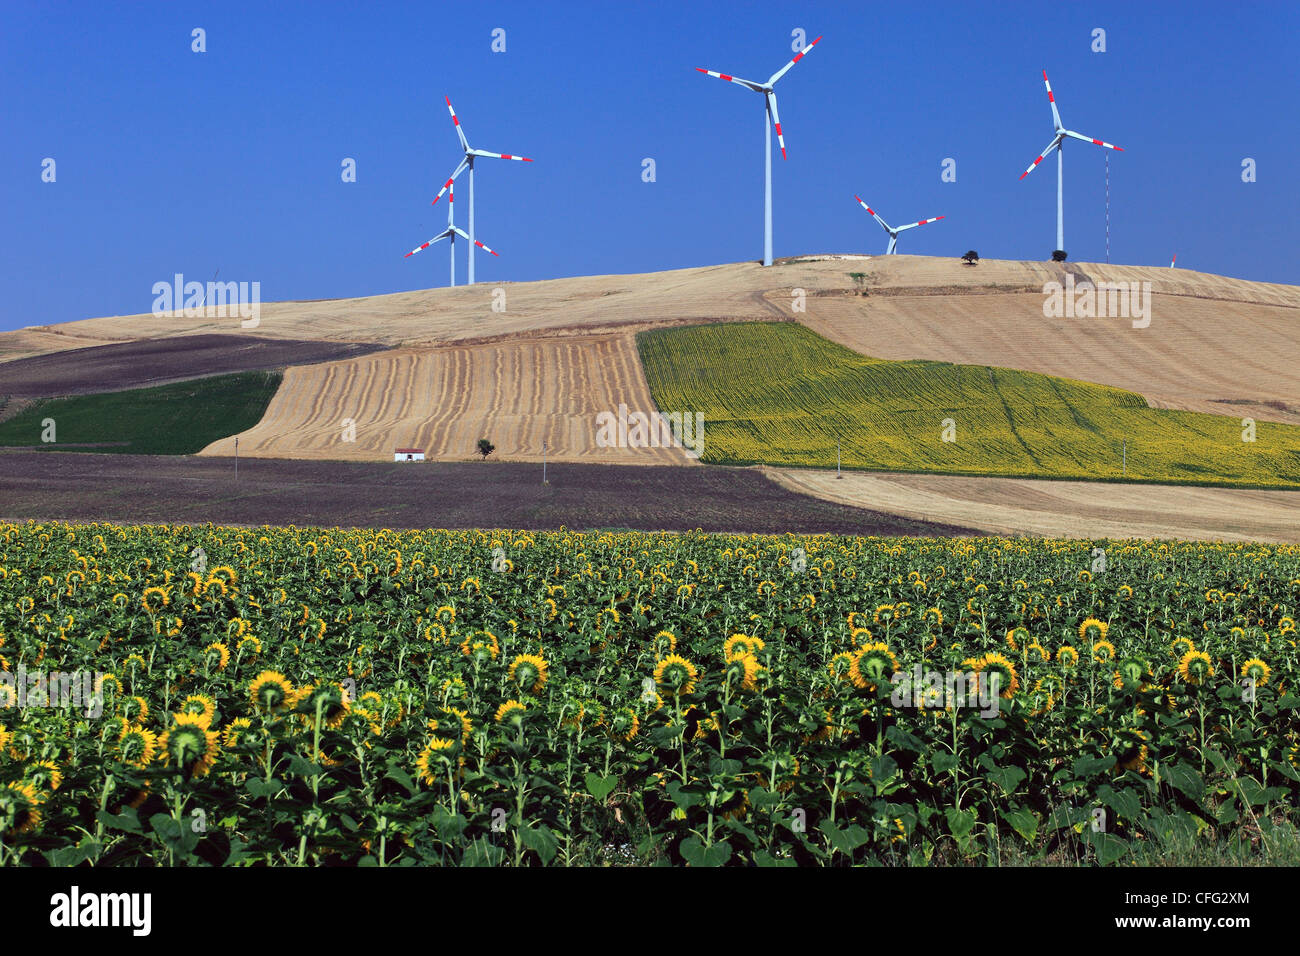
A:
1019 136 1061 180
473 238 500 257
404 233 448 258
1170 255 1177 268
767 34 822 86
766 92 786 159
900 215 944 230
1064 129 1123 151
445 96 470 152
1042 70 1063 129
472 149 534 162
694 67 764 92
430 159 469 206
854 195 877 217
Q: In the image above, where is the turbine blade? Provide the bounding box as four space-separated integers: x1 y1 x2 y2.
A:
472 238 500 257
768 34 822 85
854 195 890 232
430 158 470 206
1019 136 1062 180
471 148 534 162
404 230 452 258
694 67 765 92
896 215 945 231
445 96 470 152
1042 70 1063 129
766 92 786 159
1063 129 1124 151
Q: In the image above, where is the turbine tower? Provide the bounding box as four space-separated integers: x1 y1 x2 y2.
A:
404 180 498 286
430 96 533 285
1019 70 1123 256
854 196 944 254
695 35 822 266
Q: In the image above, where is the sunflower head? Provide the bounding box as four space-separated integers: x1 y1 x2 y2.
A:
1241 658 1271 687
1057 645 1080 670
161 714 221 779
1079 618 1109 643
1178 650 1214 685
494 699 528 727
508 654 549 695
976 652 1019 699
249 670 296 714
654 654 698 695
1092 639 1116 664
849 642 898 690
177 694 217 728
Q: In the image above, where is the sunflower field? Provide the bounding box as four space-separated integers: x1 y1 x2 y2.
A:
1 520 1299 867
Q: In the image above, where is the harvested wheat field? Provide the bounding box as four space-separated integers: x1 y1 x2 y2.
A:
785 259 1300 425
200 333 692 464
768 467 1300 543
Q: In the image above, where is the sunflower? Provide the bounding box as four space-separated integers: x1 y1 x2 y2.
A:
120 695 149 723
159 714 221 779
654 654 699 695
237 635 262 657
459 631 500 663
923 607 943 628
1057 645 1080 670
1113 656 1148 691
1079 618 1109 643
725 652 762 692
873 605 897 625
220 718 257 749
1170 636 1197 658
415 737 457 785
723 633 764 660
429 707 473 745
299 682 351 728
140 586 169 613
494 699 527 726
1 781 41 835
248 670 296 714
508 654 549 695
610 708 640 742
24 759 62 795
1005 627 1030 652
975 652 1019 698
1026 642 1051 664
1177 650 1214 685
1117 730 1150 775
849 642 898 690
1092 639 1116 664
117 725 159 769
1241 658 1271 687
177 694 217 728
652 631 678 656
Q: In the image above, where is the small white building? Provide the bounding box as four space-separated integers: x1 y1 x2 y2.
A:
394 448 425 462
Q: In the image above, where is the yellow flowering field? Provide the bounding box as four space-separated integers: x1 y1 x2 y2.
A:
2 521 1298 866
637 322 1300 487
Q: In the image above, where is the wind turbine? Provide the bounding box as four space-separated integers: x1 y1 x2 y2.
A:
695 35 822 266
853 196 944 254
1019 70 1123 256
429 96 532 285
404 179 498 286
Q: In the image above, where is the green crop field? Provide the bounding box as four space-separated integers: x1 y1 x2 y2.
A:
0 371 281 456
637 322 1300 487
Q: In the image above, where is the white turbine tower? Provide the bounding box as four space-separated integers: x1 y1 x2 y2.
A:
404 179 498 286
695 35 822 266
854 196 944 254
429 96 533 285
1019 70 1123 257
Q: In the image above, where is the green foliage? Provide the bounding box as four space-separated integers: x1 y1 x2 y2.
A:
0 371 281 455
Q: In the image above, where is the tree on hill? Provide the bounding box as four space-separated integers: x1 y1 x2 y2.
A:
962 250 979 265
1052 249 1068 262
477 438 495 460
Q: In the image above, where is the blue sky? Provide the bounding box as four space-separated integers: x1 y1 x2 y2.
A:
2 0 1296 331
